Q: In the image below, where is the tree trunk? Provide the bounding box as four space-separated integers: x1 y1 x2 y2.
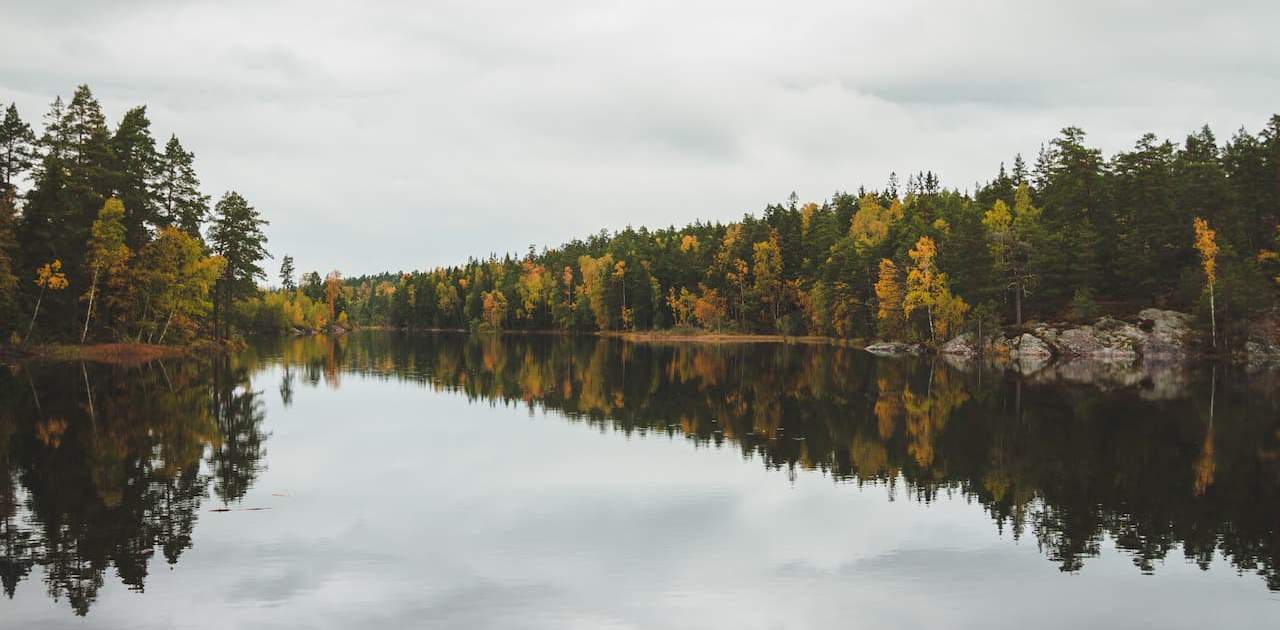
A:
22 288 44 346
1208 283 1216 349
137 297 150 343
82 362 96 428
212 281 221 342
158 308 175 344
81 269 99 344
1014 282 1023 326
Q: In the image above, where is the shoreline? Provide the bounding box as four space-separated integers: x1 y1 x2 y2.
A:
601 330 867 347
363 325 868 347
1 341 237 365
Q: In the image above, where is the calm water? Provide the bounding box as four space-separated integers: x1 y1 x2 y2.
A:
1 332 1278 629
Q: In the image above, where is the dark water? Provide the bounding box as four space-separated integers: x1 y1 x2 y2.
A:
1 332 1278 629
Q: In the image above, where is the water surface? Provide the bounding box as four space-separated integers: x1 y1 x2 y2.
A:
1 332 1278 628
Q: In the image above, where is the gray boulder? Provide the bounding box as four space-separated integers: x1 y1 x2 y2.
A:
864 341 926 357
1135 308 1193 359
939 333 978 357
1015 333 1053 358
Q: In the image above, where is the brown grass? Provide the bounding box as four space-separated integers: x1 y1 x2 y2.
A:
21 343 207 364
602 330 867 347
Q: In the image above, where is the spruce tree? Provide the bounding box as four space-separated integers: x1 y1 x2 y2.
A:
110 106 161 250
208 191 269 339
156 135 209 236
279 255 296 291
0 103 36 190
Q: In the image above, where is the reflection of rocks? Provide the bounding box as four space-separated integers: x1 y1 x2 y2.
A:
940 310 1198 398
864 341 926 357
1026 358 1191 401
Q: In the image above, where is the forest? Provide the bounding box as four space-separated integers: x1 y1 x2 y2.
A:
2 85 1278 352
267 117 1280 352
0 85 269 347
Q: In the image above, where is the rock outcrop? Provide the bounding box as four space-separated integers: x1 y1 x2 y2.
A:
939 333 979 358
864 341 927 357
1244 312 1280 367
942 309 1196 367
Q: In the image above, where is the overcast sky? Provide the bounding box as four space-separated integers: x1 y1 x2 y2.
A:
1 1 1277 277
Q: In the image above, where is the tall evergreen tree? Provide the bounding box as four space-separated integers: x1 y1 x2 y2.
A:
1174 126 1233 245
0 103 36 191
1036 127 1110 304
0 188 19 330
155 135 209 236
1111 133 1178 301
110 106 161 250
279 255 296 291
208 191 269 339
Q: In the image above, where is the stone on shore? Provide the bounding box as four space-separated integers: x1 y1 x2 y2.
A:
864 341 926 357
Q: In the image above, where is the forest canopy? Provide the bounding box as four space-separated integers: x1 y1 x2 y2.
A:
301 117 1280 349
2 86 1277 350
0 85 268 345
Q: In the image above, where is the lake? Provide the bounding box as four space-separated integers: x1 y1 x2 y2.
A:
1 332 1278 629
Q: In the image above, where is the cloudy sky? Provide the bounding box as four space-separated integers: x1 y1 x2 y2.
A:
1 0 1277 276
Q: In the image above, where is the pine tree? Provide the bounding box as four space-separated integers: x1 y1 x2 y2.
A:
279 255 296 291
110 106 161 250
208 191 270 339
1112 133 1177 300
0 103 36 190
0 188 19 330
1011 153 1027 185
156 135 209 236
64 85 113 200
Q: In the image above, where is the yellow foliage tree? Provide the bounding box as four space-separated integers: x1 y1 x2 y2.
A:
82 198 131 342
119 227 224 342
874 258 904 339
983 183 1041 325
577 254 614 329
1193 217 1218 348
325 271 343 327
481 289 508 330
752 234 783 324
850 195 903 253
25 259 68 344
516 260 550 322
904 236 966 342
667 287 697 327
693 285 727 330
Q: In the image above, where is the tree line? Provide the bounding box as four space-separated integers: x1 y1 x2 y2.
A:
274 117 1279 350
0 85 270 345
8 87 1272 348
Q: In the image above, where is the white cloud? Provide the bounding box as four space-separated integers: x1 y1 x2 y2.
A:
1 0 1276 275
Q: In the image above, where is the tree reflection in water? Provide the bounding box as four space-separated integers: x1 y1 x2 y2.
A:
0 356 267 615
257 332 1279 590
1 331 1278 616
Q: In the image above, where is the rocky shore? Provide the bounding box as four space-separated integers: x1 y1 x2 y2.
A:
868 308 1280 375
941 309 1198 363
